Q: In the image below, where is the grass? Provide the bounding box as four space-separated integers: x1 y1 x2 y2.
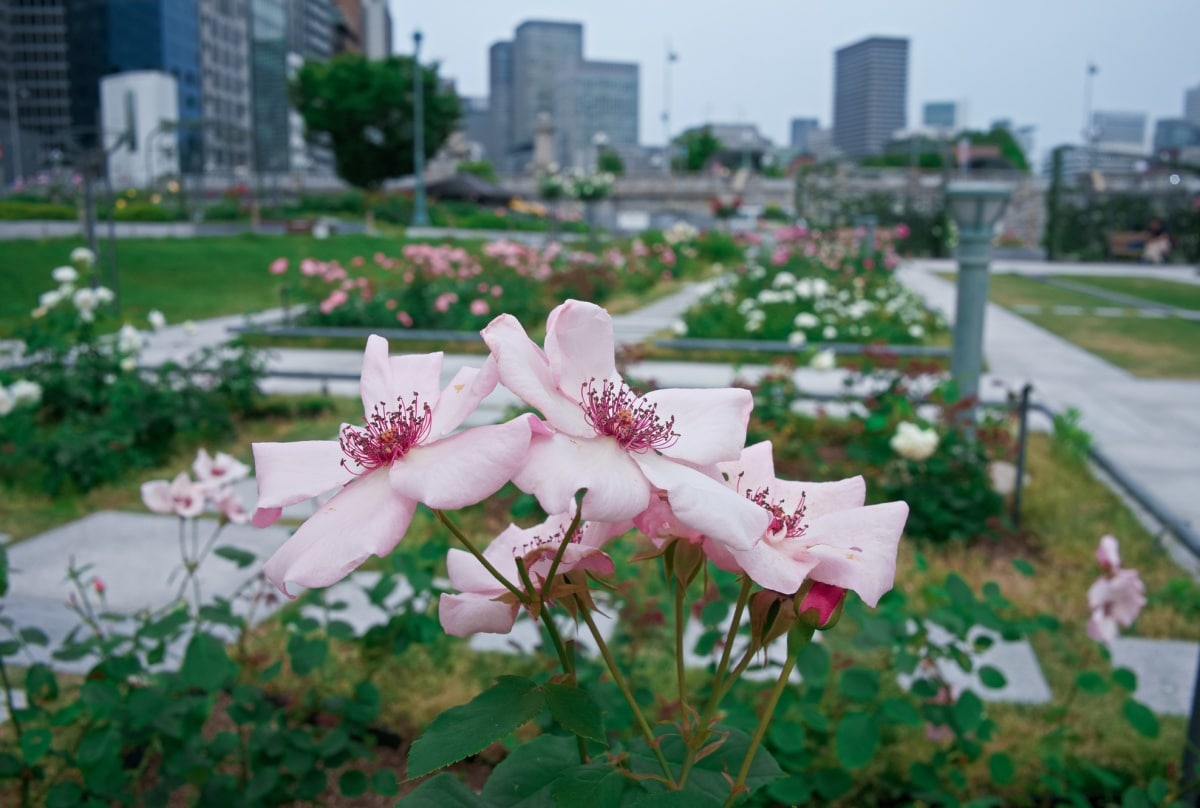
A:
1052 275 1200 311
0 234 410 337
938 273 1200 379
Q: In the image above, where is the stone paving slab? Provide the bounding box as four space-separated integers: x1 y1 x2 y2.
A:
3 512 292 673
0 689 27 726
902 624 1054 705
1109 637 1200 716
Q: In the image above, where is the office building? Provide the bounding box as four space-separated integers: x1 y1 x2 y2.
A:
65 0 203 172
286 0 336 61
0 0 72 180
1092 111 1147 153
1153 118 1200 157
832 36 908 157
459 95 489 157
101 70 178 187
362 0 390 59
198 0 253 177
1185 84 1200 128
789 117 819 152
488 19 639 172
922 101 958 131
249 0 289 173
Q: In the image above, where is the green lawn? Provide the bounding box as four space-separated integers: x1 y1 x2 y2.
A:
939 273 1200 378
1051 275 1200 311
0 234 409 336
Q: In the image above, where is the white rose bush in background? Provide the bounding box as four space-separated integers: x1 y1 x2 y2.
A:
252 299 910 802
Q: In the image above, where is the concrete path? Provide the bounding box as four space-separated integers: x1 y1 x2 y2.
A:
900 261 1200 546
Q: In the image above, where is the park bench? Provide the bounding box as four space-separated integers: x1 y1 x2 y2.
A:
1107 231 1146 260
284 218 315 235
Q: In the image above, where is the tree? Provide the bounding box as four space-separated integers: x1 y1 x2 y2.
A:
672 126 723 173
291 54 460 191
597 147 624 176
457 160 498 184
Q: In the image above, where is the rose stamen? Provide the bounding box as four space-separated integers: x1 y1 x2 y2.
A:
340 397 432 473
746 486 807 540
580 379 679 452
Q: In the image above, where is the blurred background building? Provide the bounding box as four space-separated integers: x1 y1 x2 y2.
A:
832 35 909 157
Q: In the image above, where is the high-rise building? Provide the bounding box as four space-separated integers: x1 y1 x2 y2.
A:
0 0 72 180
286 0 336 60
1153 118 1200 156
922 101 958 131
64 0 203 172
1092 110 1146 152
1185 84 1200 128
101 70 179 187
487 41 512 166
832 36 908 157
489 19 638 173
249 0 289 173
329 0 361 54
198 0 253 177
789 117 819 152
361 0 390 60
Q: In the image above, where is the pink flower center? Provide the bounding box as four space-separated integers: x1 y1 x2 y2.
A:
340 398 432 473
746 486 808 540
580 379 679 452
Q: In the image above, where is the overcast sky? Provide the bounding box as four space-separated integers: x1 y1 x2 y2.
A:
393 1 1200 164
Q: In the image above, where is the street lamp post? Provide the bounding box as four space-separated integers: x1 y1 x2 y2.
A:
592 131 608 171
945 180 1011 421
410 30 430 227
7 82 27 186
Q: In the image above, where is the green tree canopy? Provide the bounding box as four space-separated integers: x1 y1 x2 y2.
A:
597 147 625 176
291 54 460 191
673 126 723 172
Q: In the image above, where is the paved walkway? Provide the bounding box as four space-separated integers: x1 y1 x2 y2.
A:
900 261 1200 554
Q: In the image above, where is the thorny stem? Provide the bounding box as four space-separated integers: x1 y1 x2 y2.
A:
66 560 106 642
674 576 689 735
435 510 529 604
0 656 31 807
724 651 798 807
539 500 583 603
681 576 754 787
576 597 676 787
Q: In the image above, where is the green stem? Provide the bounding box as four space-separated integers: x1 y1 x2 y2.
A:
435 510 529 603
682 576 753 786
724 653 797 807
674 577 689 731
577 598 676 787
542 615 589 764
539 501 583 603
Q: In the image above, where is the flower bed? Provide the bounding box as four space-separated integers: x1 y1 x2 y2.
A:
274 229 726 332
680 225 946 349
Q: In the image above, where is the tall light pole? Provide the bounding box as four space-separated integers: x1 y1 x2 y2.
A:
662 46 677 177
1083 62 1099 175
410 29 430 227
946 181 1012 424
7 81 25 186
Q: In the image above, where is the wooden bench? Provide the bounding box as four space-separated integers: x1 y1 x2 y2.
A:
1107 231 1147 259
284 218 315 235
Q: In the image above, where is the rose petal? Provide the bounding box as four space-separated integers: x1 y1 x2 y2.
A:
512 432 651 522
800 501 909 607
390 416 532 509
263 470 416 596
447 546 515 594
439 593 520 637
730 541 819 595
482 314 591 435
428 356 500 438
252 440 352 516
544 300 619 398
643 387 753 466
141 480 175 514
635 452 770 551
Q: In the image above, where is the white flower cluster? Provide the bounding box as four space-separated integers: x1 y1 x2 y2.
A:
890 421 940 462
116 324 145 372
0 379 42 416
663 221 699 245
563 169 615 202
32 263 115 322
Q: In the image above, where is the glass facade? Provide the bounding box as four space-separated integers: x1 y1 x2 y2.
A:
250 0 287 172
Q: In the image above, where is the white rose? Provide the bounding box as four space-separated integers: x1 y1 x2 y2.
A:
787 331 808 346
671 319 687 336
890 421 940 462
94 286 115 304
822 325 837 340
908 324 925 339
118 324 144 354
72 287 97 311
0 387 13 417
39 290 64 309
147 309 166 330
793 312 819 329
52 266 78 284
810 349 836 370
119 356 137 372
70 247 96 267
8 380 41 407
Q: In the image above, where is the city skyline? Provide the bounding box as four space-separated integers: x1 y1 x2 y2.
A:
393 0 1200 163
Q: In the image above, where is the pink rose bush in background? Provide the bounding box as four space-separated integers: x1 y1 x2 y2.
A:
1086 534 1146 645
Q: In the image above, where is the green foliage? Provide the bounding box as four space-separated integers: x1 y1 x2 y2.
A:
1052 406 1093 462
292 53 460 190
456 160 499 184
673 126 723 172
0 200 77 220
597 147 625 176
